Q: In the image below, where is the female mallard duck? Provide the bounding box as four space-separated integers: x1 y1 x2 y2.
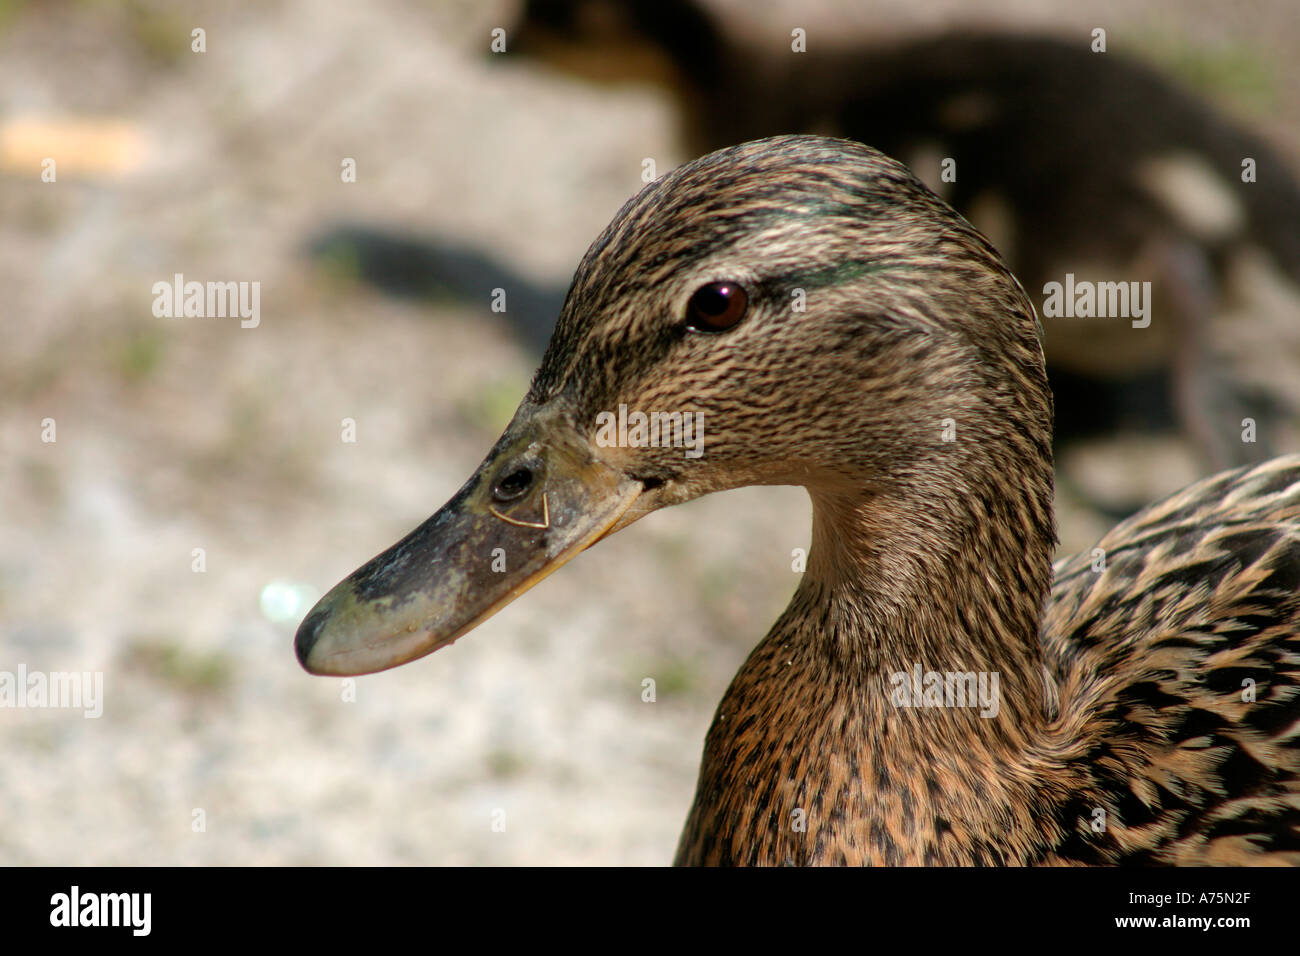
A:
508 1 1300 472
296 136 1300 865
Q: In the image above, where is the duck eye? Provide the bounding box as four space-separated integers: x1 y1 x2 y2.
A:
685 281 748 333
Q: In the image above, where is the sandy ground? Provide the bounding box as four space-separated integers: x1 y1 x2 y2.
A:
0 0 1296 865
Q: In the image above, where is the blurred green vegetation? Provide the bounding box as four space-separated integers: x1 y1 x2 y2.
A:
458 377 526 434
120 635 234 694
0 0 28 32
485 747 528 780
312 242 364 291
117 327 167 383
120 0 191 66
1129 34 1277 116
636 655 700 698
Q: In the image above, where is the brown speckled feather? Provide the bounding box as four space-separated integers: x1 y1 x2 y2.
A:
1040 457 1300 864
674 455 1300 866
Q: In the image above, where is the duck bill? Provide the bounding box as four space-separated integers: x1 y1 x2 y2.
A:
294 407 642 677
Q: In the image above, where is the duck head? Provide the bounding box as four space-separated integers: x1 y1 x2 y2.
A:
296 135 1054 678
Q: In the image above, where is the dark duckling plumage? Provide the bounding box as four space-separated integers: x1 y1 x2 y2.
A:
298 136 1300 865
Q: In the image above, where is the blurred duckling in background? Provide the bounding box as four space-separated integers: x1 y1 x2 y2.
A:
298 136 1300 865
506 0 1300 482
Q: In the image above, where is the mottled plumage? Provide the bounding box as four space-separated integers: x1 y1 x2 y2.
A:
1040 458 1300 864
297 135 1300 865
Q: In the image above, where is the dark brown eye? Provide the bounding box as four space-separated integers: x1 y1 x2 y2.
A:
685 281 748 333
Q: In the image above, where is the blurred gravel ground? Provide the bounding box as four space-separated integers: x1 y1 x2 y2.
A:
0 0 1295 864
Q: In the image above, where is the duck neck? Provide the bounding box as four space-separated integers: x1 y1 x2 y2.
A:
676 470 1058 865
803 482 1052 741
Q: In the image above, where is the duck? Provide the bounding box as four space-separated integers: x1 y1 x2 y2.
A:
296 135 1300 865
506 0 1300 474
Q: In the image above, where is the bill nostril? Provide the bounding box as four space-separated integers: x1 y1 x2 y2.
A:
492 465 535 502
